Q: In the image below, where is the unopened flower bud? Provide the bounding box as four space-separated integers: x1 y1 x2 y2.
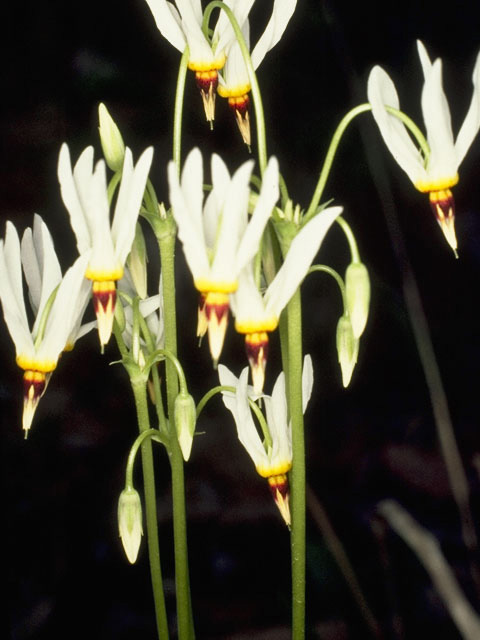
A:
98 103 126 172
127 223 148 299
345 262 370 338
118 487 143 564
174 391 196 461
336 314 359 388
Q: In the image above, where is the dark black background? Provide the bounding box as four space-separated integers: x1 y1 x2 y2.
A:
2 1 480 638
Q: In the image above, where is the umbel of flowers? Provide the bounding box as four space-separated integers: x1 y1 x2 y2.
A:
2 1 480 638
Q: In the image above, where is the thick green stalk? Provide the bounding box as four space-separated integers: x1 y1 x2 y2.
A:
130 377 170 640
157 227 195 640
285 288 306 639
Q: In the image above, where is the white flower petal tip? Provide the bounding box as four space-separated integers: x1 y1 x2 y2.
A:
267 475 291 527
92 281 117 347
118 488 143 564
245 332 269 394
205 292 230 364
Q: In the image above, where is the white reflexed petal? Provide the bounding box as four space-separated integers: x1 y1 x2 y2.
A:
368 66 426 185
264 206 342 317
251 0 297 70
234 367 267 466
21 215 62 318
112 146 153 265
455 50 480 166
235 156 279 274
65 278 94 347
416 40 433 76
37 253 91 362
87 158 117 273
0 225 34 358
203 154 231 251
301 354 314 413
58 144 92 254
230 265 268 324
210 159 254 282
176 0 215 64
214 0 254 56
421 59 457 180
219 38 250 92
143 0 186 52
168 153 210 281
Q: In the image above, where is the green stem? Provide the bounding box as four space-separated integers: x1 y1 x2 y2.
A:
202 1 268 173
304 103 430 224
157 228 195 640
173 47 190 172
125 428 164 489
335 216 360 263
285 288 306 639
130 377 170 640
308 264 346 310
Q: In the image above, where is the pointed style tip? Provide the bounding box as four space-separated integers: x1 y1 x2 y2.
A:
267 475 291 527
245 332 269 395
22 370 47 433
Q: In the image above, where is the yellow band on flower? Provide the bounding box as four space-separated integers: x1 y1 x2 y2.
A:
194 278 238 294
217 84 251 99
235 317 278 334
188 55 226 72
256 462 292 479
16 355 57 373
414 174 459 193
85 265 124 282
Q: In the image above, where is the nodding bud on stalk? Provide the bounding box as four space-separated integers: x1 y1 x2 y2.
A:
127 223 148 299
118 487 143 564
336 314 359 388
345 262 371 339
174 390 196 461
98 103 126 172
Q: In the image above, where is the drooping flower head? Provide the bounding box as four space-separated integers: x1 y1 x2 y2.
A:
231 206 342 392
143 0 253 123
368 40 480 254
217 0 297 145
168 147 279 363
219 355 313 525
58 143 153 346
0 217 92 433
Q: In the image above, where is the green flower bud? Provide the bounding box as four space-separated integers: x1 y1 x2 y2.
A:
336 314 359 388
98 103 126 172
174 391 196 462
345 262 370 339
114 294 126 333
127 223 148 299
118 487 143 564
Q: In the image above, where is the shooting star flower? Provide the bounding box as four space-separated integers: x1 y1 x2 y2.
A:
231 206 342 392
217 0 297 145
58 143 153 346
143 0 253 123
219 355 313 526
0 218 91 433
368 40 480 255
168 148 279 363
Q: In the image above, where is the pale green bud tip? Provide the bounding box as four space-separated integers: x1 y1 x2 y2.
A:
174 391 196 462
336 315 359 388
345 262 371 339
118 487 143 564
98 103 126 172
